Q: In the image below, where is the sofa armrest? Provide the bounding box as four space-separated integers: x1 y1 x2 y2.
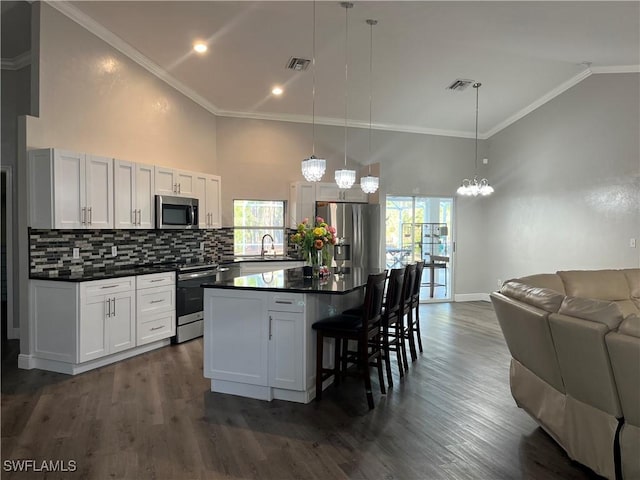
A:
549 313 621 417
606 315 640 427
500 281 565 313
491 292 565 393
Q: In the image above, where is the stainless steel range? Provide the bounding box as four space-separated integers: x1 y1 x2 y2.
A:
174 261 238 343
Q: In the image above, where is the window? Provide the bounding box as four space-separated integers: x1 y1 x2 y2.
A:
233 200 285 256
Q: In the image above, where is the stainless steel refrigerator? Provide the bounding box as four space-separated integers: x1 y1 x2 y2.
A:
316 202 382 271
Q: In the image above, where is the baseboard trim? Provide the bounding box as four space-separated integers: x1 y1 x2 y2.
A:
18 354 35 370
18 339 171 374
454 293 491 302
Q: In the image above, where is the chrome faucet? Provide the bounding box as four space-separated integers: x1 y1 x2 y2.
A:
261 234 275 257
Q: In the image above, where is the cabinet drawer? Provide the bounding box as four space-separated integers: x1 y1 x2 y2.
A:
137 313 175 345
137 272 175 288
269 293 305 312
82 277 135 296
137 285 175 316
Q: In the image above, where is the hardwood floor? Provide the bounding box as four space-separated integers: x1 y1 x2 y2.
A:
1 302 602 479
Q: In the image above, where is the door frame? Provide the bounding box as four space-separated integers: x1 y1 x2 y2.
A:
1 165 17 338
383 194 454 303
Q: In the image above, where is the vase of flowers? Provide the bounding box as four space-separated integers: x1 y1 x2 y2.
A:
290 216 337 278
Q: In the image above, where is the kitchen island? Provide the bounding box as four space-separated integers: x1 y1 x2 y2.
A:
202 267 373 403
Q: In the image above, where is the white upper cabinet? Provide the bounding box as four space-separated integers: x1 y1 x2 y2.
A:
154 166 177 196
154 167 196 197
29 148 114 229
114 160 155 229
195 173 222 229
289 182 316 228
315 182 368 203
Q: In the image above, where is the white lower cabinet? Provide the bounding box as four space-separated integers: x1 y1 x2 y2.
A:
28 273 176 375
80 288 135 362
205 289 306 400
79 278 135 362
268 310 303 391
136 272 176 346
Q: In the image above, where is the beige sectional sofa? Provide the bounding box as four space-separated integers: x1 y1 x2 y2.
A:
490 269 639 480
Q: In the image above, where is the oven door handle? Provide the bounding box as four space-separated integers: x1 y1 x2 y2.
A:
177 270 218 280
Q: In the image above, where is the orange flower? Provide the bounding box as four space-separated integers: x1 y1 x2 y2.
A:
314 239 324 250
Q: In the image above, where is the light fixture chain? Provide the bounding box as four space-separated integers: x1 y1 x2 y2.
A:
474 82 480 173
344 3 349 168
311 0 316 156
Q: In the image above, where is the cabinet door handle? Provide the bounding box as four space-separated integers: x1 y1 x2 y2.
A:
101 285 118 289
268 315 273 340
112 298 116 316
178 183 181 194
149 279 164 283
105 298 111 317
173 183 177 193
275 300 293 305
88 207 92 224
81 207 86 224
150 325 165 331
150 299 164 304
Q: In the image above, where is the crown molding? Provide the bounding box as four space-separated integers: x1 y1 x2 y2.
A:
484 65 639 138
44 1 640 141
47 1 222 116
216 109 476 139
484 68 592 138
591 64 640 74
1 51 31 70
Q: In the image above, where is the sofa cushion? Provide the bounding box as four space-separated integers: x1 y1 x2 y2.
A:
500 281 565 313
614 300 640 318
619 314 640 337
558 270 630 302
558 296 624 330
517 273 565 294
623 269 640 298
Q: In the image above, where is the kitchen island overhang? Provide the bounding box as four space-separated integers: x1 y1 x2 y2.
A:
202 267 378 403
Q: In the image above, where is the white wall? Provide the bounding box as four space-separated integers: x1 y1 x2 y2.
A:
26 4 218 172
486 73 640 291
216 116 491 295
18 4 222 355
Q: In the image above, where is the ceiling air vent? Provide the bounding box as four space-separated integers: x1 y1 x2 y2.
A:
447 79 474 92
286 57 311 71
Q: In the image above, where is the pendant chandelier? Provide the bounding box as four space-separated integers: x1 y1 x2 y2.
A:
301 1 326 182
360 18 379 195
456 83 494 196
335 2 356 190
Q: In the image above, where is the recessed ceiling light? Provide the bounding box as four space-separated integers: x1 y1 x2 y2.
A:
193 42 208 54
272 86 284 96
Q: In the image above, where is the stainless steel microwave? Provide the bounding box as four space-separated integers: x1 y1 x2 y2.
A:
155 195 199 229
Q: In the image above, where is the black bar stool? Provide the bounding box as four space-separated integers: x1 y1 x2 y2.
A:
312 271 388 409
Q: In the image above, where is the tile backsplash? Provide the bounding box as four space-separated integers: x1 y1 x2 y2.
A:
29 228 234 275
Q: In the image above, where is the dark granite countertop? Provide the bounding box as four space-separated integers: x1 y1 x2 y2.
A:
203 267 380 295
219 255 303 265
29 264 178 282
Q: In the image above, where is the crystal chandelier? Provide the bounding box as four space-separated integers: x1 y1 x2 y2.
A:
335 2 356 190
301 1 326 182
360 18 379 195
457 83 494 196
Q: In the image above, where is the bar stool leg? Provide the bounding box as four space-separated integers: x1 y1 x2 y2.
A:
334 338 341 385
415 306 424 353
315 331 324 400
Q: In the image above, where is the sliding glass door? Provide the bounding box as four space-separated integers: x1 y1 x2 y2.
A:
385 196 453 302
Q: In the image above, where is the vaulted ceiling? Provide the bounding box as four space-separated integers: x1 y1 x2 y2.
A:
23 2 640 137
